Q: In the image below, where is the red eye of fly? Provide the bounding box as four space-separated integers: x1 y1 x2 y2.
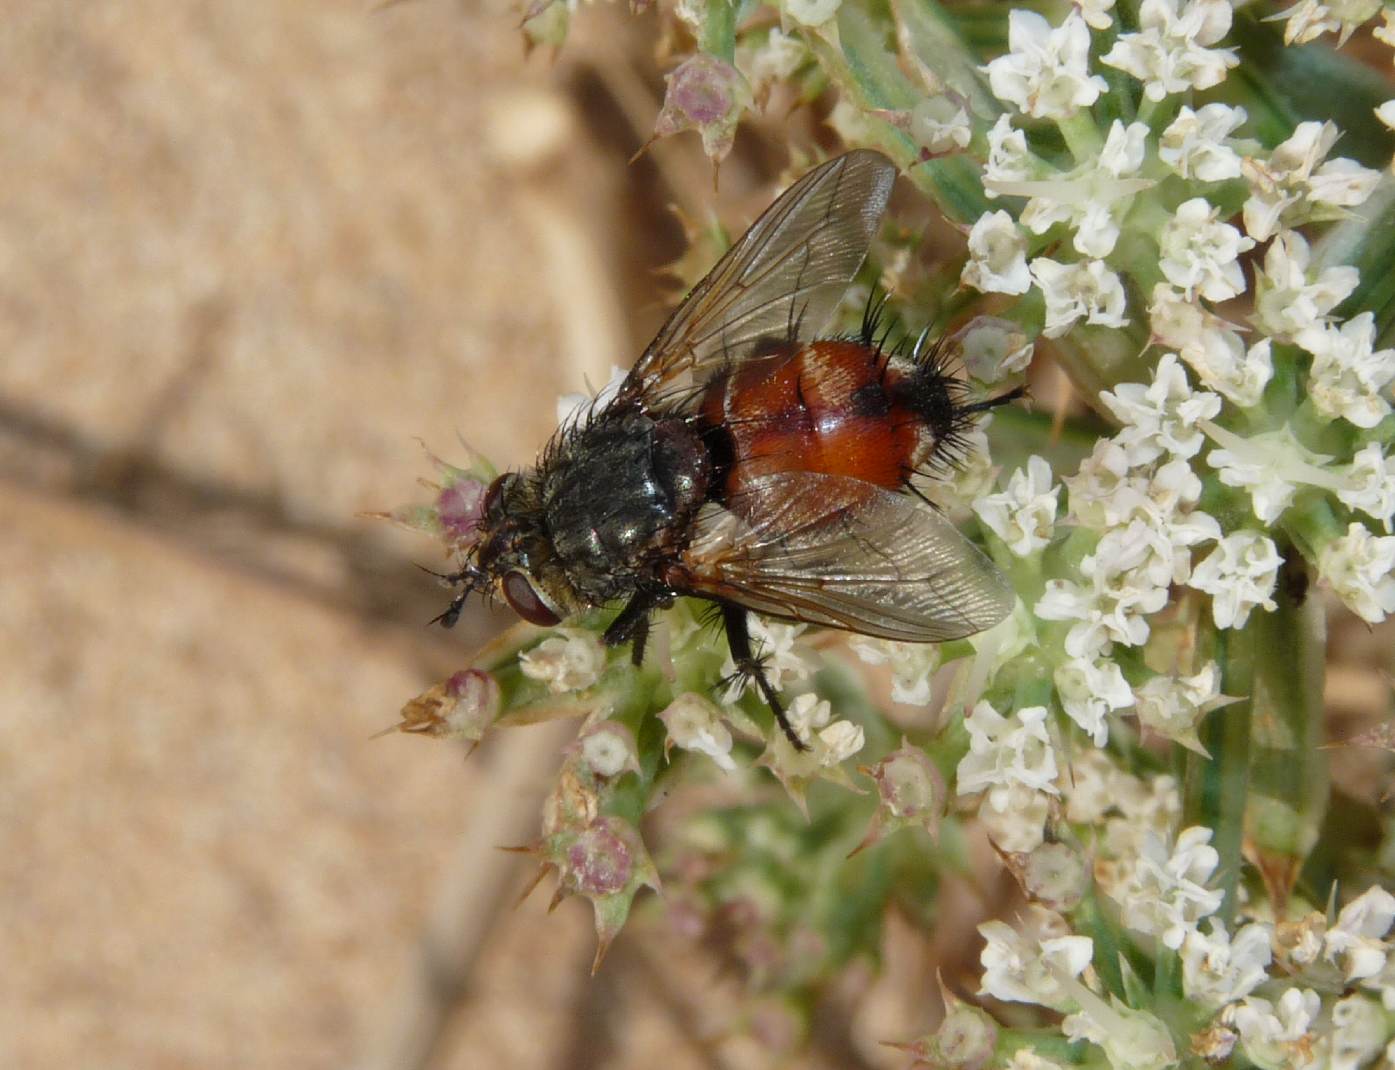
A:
502 571 560 626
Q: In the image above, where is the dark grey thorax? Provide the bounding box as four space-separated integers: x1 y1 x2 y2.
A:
539 407 710 603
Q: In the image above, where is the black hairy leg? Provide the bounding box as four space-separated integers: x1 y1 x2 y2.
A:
721 604 808 752
603 592 657 666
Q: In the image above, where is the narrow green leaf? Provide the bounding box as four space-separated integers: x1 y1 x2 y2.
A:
1313 175 1395 347
891 0 1000 118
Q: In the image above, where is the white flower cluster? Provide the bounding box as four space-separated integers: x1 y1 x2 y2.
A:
975 750 1395 1069
1220 888 1395 1070
963 0 1394 631
956 701 1060 852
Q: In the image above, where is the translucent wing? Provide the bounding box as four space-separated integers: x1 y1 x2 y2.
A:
617 150 897 408
678 472 1014 642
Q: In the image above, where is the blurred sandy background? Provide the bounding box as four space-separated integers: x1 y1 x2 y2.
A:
3 4 1393 1069
0 2 797 1066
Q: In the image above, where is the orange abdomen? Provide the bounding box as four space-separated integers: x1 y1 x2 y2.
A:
700 340 924 501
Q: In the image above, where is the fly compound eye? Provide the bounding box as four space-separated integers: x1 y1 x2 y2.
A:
502 570 560 626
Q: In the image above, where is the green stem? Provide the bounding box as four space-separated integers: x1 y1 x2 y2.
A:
1057 110 1104 161
699 0 735 62
1183 617 1253 926
1242 551 1329 914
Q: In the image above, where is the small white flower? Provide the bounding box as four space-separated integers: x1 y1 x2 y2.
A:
1063 452 1220 579
1231 988 1322 1070
1148 285 1272 407
848 637 940 705
995 120 1153 258
519 629 607 692
1109 826 1224 949
1101 354 1222 465
974 455 1060 556
1253 231 1360 344
1159 103 1247 181
978 781 1053 853
1062 999 1178 1070
1330 995 1388 1070
736 28 807 98
1317 523 1395 624
577 722 640 778
1274 0 1382 45
1375 5 1395 45
1063 438 1136 529
1192 338 1273 410
1299 312 1395 429
1101 0 1237 102
910 95 972 154
1243 120 1381 241
783 0 842 27
1022 842 1090 910
659 692 737 771
957 702 1060 802
1031 258 1130 338
818 718 866 763
1181 920 1274 1009
771 692 866 772
556 364 629 426
1006 1050 1068 1070
978 905 1094 1008
1036 520 1173 657
1064 750 1179 834
1378 99 1395 133
1325 886 1395 982
1189 531 1283 629
1338 444 1395 531
962 210 1032 295
984 10 1107 120
956 317 1035 382
1077 0 1118 28
1204 421 1342 523
1054 655 1133 744
1158 197 1255 302
1134 662 1234 753
984 114 1036 187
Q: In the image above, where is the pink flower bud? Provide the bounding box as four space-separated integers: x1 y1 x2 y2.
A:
652 54 751 162
566 820 633 898
853 741 946 855
436 478 488 547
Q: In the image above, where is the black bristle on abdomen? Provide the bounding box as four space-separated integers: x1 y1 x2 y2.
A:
852 287 1027 476
888 350 974 474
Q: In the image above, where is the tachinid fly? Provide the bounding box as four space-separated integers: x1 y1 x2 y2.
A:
439 150 1020 748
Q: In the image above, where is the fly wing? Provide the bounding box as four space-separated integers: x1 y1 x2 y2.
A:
679 472 1015 642
617 150 897 408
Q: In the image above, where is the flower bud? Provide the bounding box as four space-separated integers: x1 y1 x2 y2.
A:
651 55 751 162
392 669 500 745
853 741 946 855
566 819 634 898
572 721 640 781
1021 841 1089 911
887 981 998 1070
519 629 606 693
545 816 661 972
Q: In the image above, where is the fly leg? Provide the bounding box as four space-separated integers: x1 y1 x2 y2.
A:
721 605 807 752
603 592 656 666
418 564 475 629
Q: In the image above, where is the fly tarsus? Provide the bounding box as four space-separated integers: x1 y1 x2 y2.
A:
720 604 808 752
